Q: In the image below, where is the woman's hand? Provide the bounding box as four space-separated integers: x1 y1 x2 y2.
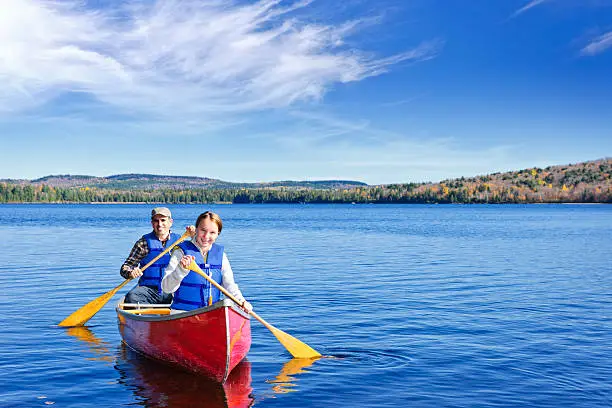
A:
241 300 253 313
180 255 195 270
186 225 196 237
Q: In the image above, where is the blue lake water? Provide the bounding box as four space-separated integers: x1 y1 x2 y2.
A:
0 203 611 407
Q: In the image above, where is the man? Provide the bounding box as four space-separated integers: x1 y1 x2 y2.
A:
121 207 187 305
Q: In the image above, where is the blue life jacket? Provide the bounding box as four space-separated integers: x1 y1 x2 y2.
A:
138 231 180 293
171 241 224 311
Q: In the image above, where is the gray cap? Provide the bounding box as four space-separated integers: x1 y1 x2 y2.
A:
151 207 172 218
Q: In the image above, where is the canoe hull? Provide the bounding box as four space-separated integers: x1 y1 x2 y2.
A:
117 299 251 382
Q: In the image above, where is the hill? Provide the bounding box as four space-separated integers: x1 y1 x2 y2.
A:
377 157 612 203
5 174 367 190
1 158 610 203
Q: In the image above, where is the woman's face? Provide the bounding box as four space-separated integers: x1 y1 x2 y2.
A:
194 217 219 251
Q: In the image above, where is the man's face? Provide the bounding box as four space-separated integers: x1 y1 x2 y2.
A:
151 215 172 240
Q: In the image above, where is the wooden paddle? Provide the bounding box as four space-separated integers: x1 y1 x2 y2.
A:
188 260 321 359
58 230 191 327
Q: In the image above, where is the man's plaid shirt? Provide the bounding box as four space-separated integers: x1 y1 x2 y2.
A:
120 236 150 279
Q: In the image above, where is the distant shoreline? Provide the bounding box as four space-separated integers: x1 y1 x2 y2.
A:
0 201 607 205
2 158 610 204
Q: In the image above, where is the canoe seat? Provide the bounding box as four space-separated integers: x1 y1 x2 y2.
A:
119 302 172 315
123 308 172 315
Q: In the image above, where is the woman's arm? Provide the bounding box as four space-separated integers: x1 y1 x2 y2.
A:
221 253 252 311
161 248 188 294
220 253 244 301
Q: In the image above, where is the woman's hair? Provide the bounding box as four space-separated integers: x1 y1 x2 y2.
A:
195 211 223 234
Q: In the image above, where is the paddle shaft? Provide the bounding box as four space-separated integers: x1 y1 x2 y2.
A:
110 230 191 288
188 262 267 324
58 230 191 327
136 230 192 276
189 261 321 358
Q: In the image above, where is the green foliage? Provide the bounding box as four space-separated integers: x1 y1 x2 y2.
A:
1 159 610 204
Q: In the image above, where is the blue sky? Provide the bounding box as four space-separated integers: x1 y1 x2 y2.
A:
1 0 610 185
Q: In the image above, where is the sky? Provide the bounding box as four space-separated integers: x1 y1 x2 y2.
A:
1 0 611 185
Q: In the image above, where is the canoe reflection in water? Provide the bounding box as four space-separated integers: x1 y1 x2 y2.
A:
65 327 253 407
116 344 254 408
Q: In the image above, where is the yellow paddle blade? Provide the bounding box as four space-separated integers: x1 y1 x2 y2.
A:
269 326 321 359
58 280 130 327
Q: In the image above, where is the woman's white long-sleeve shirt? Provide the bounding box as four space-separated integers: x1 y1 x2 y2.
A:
161 242 246 304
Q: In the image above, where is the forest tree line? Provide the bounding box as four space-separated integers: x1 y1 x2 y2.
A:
1 159 610 204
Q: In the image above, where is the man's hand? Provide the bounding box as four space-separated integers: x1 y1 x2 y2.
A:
129 266 143 279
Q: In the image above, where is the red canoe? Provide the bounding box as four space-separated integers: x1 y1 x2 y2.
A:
116 298 251 383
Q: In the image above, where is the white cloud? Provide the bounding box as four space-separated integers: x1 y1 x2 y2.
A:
509 0 548 19
0 0 437 121
224 109 524 184
218 136 523 184
580 31 612 56
0 0 115 112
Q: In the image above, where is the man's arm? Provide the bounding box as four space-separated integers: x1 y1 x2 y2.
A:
120 237 149 279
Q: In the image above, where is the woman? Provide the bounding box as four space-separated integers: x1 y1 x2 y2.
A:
161 211 252 312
